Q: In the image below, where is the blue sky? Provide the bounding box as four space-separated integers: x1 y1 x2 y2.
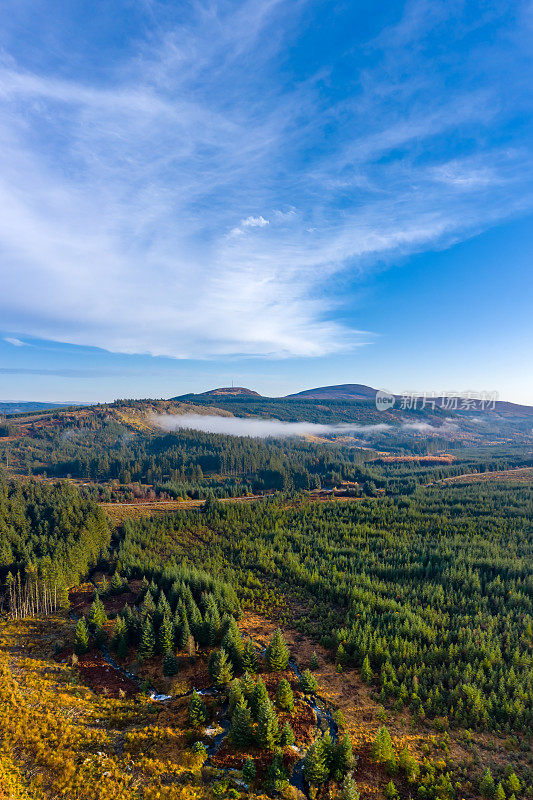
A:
0 0 532 403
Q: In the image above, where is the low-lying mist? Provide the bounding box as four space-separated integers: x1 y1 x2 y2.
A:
151 414 453 439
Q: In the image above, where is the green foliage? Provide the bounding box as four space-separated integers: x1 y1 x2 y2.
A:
275 678 294 711
87 593 107 629
371 727 395 767
310 651 319 670
265 628 290 671
139 619 155 660
242 756 256 785
209 647 234 687
162 651 179 676
73 617 89 655
256 697 279 749
332 734 353 780
280 722 295 747
242 638 258 672
506 773 521 795
480 769 496 799
361 654 373 683
299 668 318 693
341 773 360 800
188 690 207 726
230 698 252 747
303 737 329 786
158 613 174 655
385 780 399 799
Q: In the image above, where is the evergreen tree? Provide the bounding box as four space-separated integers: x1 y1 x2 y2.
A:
371 727 394 764
495 784 506 800
250 677 269 719
265 751 287 793
74 617 89 655
303 738 328 786
361 655 373 683
341 773 360 800
385 780 398 800
178 611 191 650
242 757 256 785
506 774 521 795
256 697 279 749
265 628 290 671
310 651 319 670
163 651 179 676
110 571 124 594
88 593 107 628
230 698 252 747
242 638 258 672
222 618 244 671
280 722 295 747
241 671 256 703
117 633 128 659
111 615 126 651
139 619 156 660
332 734 353 780
480 769 496 799
189 691 207 725
208 647 234 687
158 612 174 655
300 668 318 693
276 678 294 711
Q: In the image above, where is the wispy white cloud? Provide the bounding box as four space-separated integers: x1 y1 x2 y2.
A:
3 337 26 347
0 0 530 359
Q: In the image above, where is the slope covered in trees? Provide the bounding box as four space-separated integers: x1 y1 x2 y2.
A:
116 484 533 733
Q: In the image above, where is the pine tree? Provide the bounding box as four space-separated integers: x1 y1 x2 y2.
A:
111 615 126 651
371 727 394 764
310 651 319 670
189 691 207 725
265 628 290 671
230 698 252 747
332 734 353 779
242 639 258 672
398 747 419 782
241 671 256 703
256 697 279 749
341 773 360 800
111 571 124 594
242 757 256 785
276 678 294 711
280 722 295 747
163 651 179 676
495 783 506 800
222 618 244 671
229 679 244 712
361 655 373 683
88 593 107 628
480 769 496 798
117 633 128 659
74 617 89 655
178 611 191 650
385 780 398 799
158 612 174 655
209 647 234 687
139 619 155 660
303 738 328 786
506 774 521 795
265 751 287 793
300 668 318 693
250 677 269 719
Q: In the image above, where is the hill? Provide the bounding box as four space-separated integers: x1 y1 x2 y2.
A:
286 383 378 400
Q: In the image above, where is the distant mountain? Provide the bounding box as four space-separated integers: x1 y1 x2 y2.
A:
0 401 87 416
174 386 263 400
286 384 378 400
